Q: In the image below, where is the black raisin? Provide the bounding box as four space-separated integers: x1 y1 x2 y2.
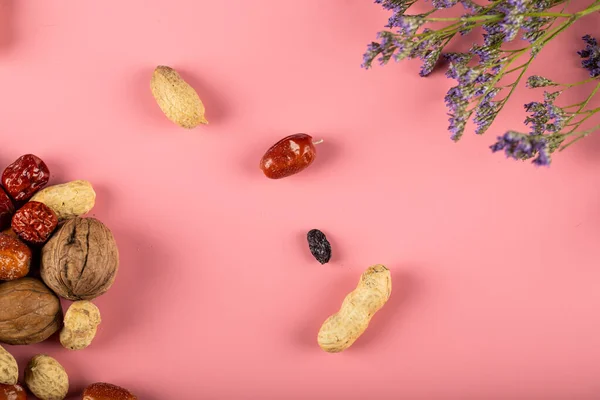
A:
307 229 331 264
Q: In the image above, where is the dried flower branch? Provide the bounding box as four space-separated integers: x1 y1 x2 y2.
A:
363 0 600 166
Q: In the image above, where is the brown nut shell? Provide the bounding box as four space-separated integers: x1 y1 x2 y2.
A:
83 382 138 400
0 233 31 280
0 278 62 345
41 217 119 301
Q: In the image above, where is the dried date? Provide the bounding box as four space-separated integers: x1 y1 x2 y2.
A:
0 188 13 231
2 154 50 201
0 233 31 280
0 383 26 400
83 382 138 400
260 134 319 179
12 202 58 245
307 229 331 264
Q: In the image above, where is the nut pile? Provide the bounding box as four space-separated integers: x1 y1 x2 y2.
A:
0 154 136 399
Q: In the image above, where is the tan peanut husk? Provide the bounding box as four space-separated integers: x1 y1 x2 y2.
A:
317 264 391 353
150 65 208 128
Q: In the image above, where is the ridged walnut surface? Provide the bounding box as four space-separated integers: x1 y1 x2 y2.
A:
318 264 392 353
41 217 119 301
0 278 62 345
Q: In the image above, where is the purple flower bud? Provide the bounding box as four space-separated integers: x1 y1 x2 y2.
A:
578 34 600 78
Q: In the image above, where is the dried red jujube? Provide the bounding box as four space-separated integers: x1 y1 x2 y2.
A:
83 382 138 400
0 383 26 400
0 233 31 281
12 202 58 245
2 154 50 201
0 188 14 231
260 134 318 179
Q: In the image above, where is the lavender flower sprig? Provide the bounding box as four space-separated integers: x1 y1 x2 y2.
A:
363 0 600 166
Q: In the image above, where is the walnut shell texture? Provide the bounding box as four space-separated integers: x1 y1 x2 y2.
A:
0 278 62 345
41 218 119 301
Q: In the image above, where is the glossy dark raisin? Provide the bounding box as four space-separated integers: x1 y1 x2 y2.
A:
307 229 331 264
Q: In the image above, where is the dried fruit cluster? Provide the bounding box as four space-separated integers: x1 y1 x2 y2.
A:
0 154 134 399
0 349 137 400
149 65 325 180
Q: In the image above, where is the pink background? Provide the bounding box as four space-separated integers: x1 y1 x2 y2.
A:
1 0 600 399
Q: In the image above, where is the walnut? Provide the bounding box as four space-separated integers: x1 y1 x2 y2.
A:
0 278 62 345
41 217 119 301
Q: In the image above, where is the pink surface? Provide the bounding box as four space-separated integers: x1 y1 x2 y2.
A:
1 0 600 399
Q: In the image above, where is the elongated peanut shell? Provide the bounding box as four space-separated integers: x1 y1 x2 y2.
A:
0 345 18 384
60 300 101 350
25 354 68 400
318 264 391 353
150 65 208 128
30 180 95 221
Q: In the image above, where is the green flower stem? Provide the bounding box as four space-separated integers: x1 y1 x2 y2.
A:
559 118 600 151
563 82 600 127
426 15 500 22
524 12 571 17
471 8 583 128
577 121 600 135
562 77 599 87
575 1 600 17
502 48 530 53
460 0 595 136
425 0 592 22
573 106 600 115
504 63 529 75
564 112 598 133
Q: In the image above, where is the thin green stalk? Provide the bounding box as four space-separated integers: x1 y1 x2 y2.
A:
563 82 600 128
562 77 599 87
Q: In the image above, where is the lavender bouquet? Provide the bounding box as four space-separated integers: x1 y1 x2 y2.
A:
362 0 600 166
